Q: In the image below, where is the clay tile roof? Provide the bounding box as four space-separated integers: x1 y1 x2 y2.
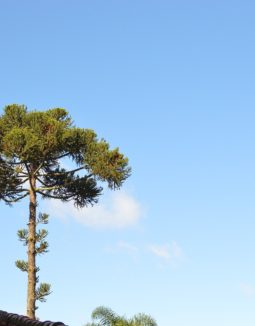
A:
0 310 67 326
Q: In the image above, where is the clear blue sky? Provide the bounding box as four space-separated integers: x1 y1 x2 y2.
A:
1 1 255 325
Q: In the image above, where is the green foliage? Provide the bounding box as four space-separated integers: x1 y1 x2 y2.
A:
0 104 131 206
36 213 49 225
129 313 157 326
84 307 157 326
35 229 49 255
0 157 25 204
91 306 122 326
17 229 28 245
35 283 51 303
84 141 130 189
36 240 49 255
15 260 28 272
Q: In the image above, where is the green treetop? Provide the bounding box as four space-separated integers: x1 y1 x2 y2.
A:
85 306 158 326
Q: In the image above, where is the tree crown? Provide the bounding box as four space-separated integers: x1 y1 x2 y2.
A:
0 104 131 206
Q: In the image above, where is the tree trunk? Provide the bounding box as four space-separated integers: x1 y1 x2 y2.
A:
27 175 36 319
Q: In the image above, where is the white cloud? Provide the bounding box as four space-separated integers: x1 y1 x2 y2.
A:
44 190 143 229
240 282 255 297
117 241 138 254
149 244 171 260
148 241 183 264
104 241 139 256
104 240 184 268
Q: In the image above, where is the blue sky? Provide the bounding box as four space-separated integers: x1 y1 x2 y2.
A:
0 1 255 325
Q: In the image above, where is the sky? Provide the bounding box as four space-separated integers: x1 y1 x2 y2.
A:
0 1 255 325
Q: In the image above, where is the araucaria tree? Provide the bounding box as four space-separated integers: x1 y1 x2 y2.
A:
0 105 130 319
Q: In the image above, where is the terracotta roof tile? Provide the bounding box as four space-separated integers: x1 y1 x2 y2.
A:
0 310 67 326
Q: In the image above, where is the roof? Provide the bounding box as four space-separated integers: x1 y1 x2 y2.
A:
0 310 67 326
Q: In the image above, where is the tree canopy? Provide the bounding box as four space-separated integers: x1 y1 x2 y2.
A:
0 104 131 206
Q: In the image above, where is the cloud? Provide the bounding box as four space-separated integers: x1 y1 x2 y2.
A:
149 244 171 260
104 240 184 268
44 190 143 229
148 241 183 264
117 241 138 254
240 282 255 298
104 241 139 256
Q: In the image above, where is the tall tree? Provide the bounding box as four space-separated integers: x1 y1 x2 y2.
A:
0 105 130 319
85 306 157 326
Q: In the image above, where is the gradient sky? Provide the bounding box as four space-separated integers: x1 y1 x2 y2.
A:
1 1 255 325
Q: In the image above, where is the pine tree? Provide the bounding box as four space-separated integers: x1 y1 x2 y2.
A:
0 105 131 319
16 213 51 311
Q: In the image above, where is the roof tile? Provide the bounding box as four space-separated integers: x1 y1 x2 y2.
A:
0 310 67 326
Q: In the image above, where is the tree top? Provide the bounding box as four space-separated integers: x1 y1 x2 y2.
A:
0 104 131 206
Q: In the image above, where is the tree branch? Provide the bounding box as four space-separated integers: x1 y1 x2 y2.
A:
36 189 73 200
3 192 29 203
36 177 48 187
34 162 45 176
50 152 70 161
40 166 87 176
18 177 29 185
36 185 61 192
5 160 26 165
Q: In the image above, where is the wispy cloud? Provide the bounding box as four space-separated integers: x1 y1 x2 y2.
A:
44 190 143 229
104 240 185 268
149 244 171 260
240 282 255 298
104 241 139 257
148 241 183 264
117 241 139 254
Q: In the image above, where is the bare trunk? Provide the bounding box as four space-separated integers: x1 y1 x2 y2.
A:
27 174 36 319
